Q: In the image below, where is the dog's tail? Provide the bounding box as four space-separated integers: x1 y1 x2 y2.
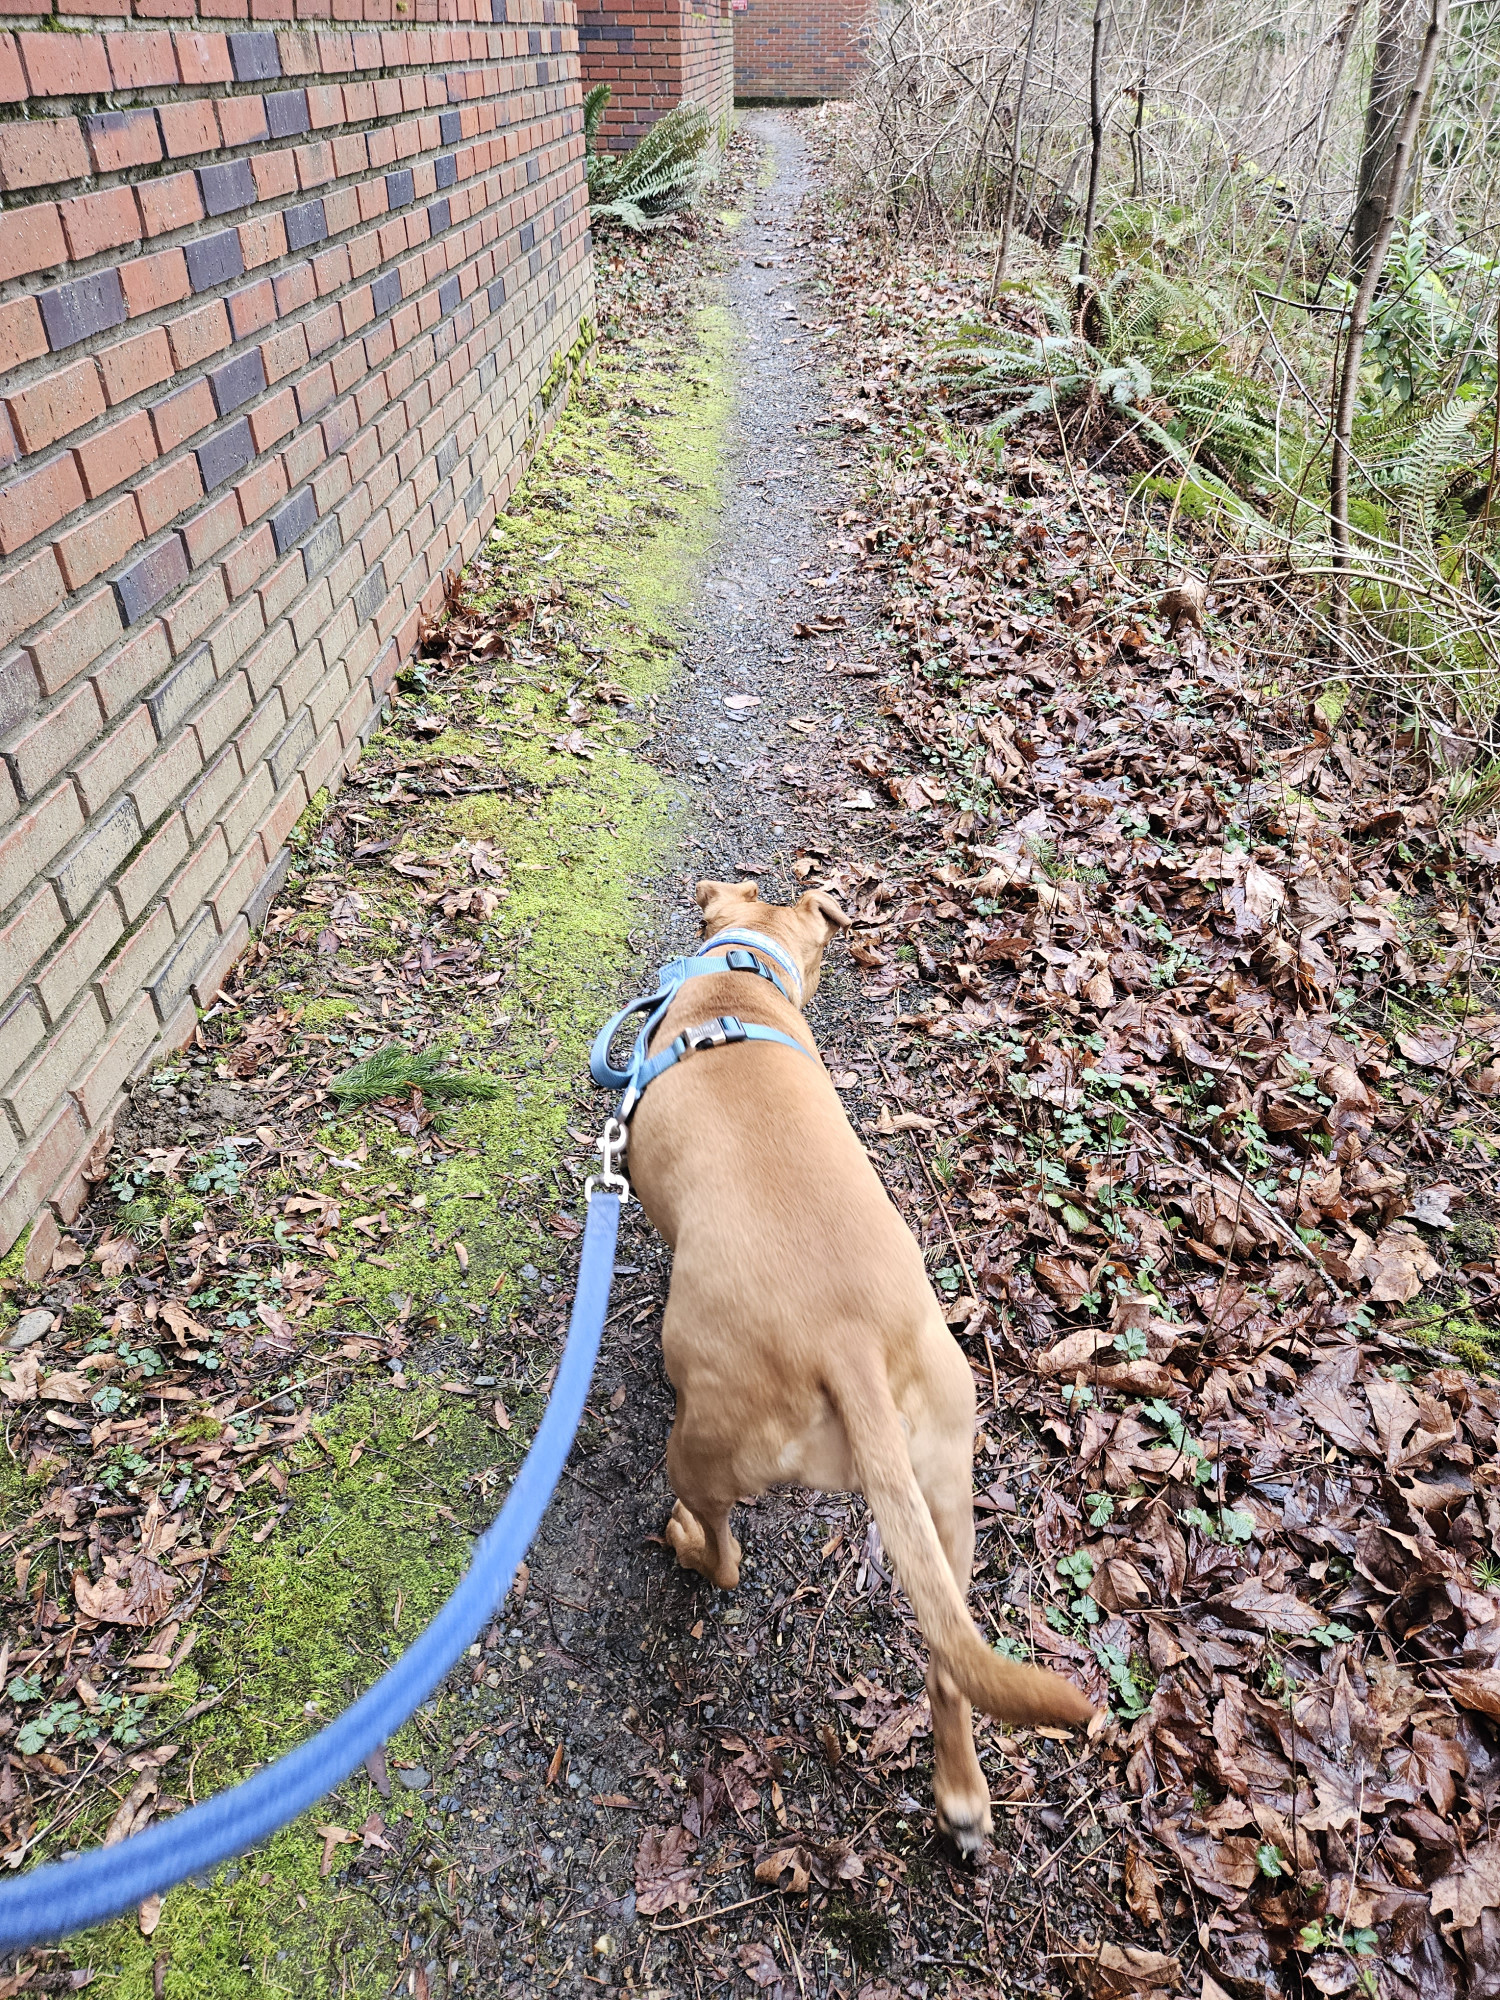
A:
830 1361 1096 1730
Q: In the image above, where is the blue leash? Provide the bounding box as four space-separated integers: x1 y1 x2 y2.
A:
0 1190 622 1952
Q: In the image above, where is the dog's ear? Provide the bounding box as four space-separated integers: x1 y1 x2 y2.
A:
695 878 758 916
796 890 851 940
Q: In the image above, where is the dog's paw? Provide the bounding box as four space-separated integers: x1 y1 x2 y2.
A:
935 1795 993 1860
665 1501 708 1572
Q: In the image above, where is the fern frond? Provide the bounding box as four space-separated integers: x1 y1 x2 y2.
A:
589 103 714 228
583 82 611 150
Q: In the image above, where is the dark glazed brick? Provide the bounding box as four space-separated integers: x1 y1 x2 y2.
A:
370 270 400 317
52 797 142 923
265 90 310 139
439 111 462 145
487 278 506 313
438 276 461 317
149 905 216 1021
526 157 539 185
284 200 327 252
478 354 497 393
228 32 281 81
184 228 246 294
38 271 127 354
353 568 384 623
492 0 507 20
384 169 414 210
195 416 255 493
435 153 457 191
112 536 188 628
267 709 314 788
198 159 258 218
269 487 315 556
527 29 541 50
244 846 290 932
300 515 341 579
146 644 214 741
538 61 549 83
435 435 458 480
464 476 485 520
208 348 266 417
519 223 535 252
428 199 450 237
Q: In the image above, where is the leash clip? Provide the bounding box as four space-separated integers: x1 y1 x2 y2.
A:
585 1115 631 1204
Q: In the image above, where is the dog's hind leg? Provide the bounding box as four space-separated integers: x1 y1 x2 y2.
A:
664 1421 743 1590
909 1352 993 1855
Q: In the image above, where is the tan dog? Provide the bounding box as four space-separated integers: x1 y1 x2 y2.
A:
624 880 1096 1852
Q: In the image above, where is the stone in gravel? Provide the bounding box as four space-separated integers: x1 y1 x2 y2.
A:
397 1766 430 1790
7 1311 52 1351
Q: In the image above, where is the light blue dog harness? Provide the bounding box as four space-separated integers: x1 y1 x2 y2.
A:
590 926 818 1124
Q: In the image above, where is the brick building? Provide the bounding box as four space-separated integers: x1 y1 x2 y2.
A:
578 0 733 150
733 0 871 101
0 7 592 1277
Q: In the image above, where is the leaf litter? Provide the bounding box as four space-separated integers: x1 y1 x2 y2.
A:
747 127 1500 2000
4 115 1500 2000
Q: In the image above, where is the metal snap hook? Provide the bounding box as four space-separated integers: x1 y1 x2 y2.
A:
585 1115 632 1203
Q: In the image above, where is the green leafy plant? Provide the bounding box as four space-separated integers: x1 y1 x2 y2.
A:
1143 1397 1214 1485
188 1143 247 1199
1182 1503 1256 1545
1092 1635 1152 1719
583 81 611 151
588 104 715 233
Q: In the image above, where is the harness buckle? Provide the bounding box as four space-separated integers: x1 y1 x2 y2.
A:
584 1115 632 1204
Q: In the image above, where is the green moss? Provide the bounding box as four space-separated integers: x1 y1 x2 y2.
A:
295 998 359 1030
289 792 332 849
1407 1296 1500 1372
76 1383 511 1997
1132 470 1218 522
56 289 738 1990
1313 681 1349 729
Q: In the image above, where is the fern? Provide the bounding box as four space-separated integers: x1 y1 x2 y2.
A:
583 82 611 151
1369 396 1481 544
589 104 715 231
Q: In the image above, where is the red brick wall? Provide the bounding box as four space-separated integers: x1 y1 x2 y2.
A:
0 8 592 1276
733 0 870 100
579 0 731 148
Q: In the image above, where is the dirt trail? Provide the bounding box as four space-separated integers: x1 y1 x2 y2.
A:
410 114 1091 2000
403 115 919 1998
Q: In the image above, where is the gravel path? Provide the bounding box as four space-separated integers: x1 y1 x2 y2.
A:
394 117 1049 2000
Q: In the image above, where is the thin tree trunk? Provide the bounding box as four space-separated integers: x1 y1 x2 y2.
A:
1352 0 1429 277
1129 42 1150 202
1331 0 1449 635
1077 0 1108 284
993 0 1046 288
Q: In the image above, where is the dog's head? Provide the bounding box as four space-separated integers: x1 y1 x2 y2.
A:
695 880 850 1003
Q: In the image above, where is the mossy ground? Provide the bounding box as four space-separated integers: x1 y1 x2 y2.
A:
24 211 744 1999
